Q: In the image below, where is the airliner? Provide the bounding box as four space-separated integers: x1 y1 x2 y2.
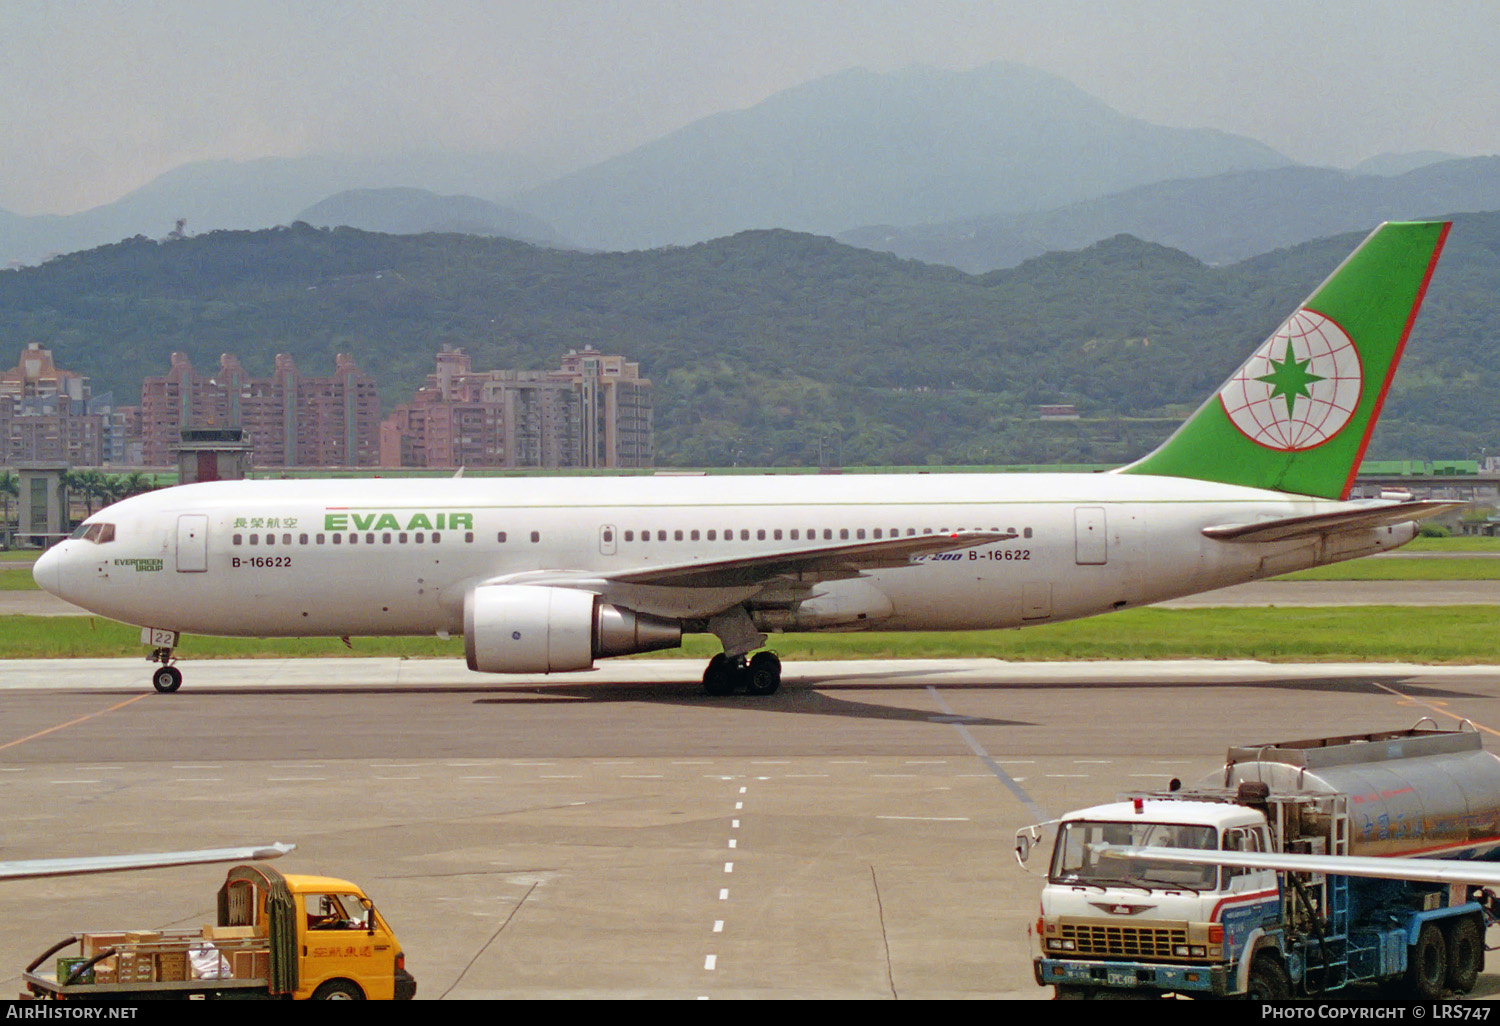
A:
33 221 1456 696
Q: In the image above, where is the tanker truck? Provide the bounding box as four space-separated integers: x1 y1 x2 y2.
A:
1014 722 1500 999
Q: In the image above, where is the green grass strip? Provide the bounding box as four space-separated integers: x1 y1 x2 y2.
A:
4 607 1498 663
1278 559 1500 580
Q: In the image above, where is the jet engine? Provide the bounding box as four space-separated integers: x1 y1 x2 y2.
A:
464 584 682 673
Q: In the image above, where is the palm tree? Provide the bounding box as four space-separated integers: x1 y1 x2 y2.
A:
119 471 153 498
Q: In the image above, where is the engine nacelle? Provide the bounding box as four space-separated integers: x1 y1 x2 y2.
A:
464 584 682 673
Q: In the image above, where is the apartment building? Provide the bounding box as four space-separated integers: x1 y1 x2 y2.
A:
140 352 380 467
380 348 652 469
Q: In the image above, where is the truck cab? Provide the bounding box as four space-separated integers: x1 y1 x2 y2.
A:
284 874 410 1000
1033 797 1279 997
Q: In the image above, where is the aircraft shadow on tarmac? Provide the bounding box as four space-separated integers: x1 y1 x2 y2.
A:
180 670 1477 729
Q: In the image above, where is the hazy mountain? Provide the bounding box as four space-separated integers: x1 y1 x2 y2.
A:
841 156 1500 272
297 188 566 247
0 151 555 268
515 62 1292 252
1351 150 1471 176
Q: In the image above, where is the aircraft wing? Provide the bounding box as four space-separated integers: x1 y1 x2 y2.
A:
1202 500 1464 544
1099 844 1500 888
600 530 1017 588
477 531 1017 620
485 530 1015 592
0 842 295 881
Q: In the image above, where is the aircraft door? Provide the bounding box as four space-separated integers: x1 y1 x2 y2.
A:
599 524 617 556
176 514 208 573
1074 507 1107 565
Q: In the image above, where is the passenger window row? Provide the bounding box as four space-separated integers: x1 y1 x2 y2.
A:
617 526 1033 542
234 531 464 546
229 525 1036 548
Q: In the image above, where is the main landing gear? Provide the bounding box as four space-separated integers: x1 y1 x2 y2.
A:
699 605 781 696
702 651 782 696
150 646 182 693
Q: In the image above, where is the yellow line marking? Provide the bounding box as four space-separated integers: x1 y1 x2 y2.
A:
0 693 151 752
1374 682 1500 739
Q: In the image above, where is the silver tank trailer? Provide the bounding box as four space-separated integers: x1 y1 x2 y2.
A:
1203 725 1500 860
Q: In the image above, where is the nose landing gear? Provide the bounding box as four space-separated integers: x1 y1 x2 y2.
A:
148 643 182 693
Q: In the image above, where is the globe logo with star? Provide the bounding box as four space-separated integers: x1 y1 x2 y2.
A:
1218 308 1363 451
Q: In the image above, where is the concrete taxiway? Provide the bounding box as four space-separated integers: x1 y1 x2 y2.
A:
4 657 1500 999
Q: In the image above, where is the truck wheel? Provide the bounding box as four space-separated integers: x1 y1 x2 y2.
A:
1406 923 1447 1000
311 980 365 1000
1245 954 1291 1000
1445 916 1483 994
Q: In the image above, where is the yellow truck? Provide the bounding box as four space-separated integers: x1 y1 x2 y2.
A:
20 864 416 1001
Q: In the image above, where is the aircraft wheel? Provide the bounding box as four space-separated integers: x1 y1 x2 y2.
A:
745 652 781 695
702 654 737 696
152 665 183 694
1445 915 1483 994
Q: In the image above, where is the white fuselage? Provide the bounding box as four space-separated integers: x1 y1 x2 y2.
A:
34 472 1414 647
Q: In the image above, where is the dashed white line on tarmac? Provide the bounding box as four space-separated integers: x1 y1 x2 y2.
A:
704 955 717 971
713 921 724 933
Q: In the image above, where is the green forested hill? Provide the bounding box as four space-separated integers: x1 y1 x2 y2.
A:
2 214 1497 467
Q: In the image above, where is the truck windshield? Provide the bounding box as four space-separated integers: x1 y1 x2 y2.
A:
1050 820 1218 891
306 892 370 931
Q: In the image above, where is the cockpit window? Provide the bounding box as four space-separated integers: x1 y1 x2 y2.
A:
71 523 116 544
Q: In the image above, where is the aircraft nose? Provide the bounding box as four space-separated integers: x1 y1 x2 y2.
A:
32 545 64 598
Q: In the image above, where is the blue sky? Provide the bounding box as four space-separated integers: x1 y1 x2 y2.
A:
2 0 1496 214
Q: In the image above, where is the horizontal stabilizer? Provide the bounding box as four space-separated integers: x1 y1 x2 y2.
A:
1100 843 1500 888
0 842 295 881
1202 500 1464 544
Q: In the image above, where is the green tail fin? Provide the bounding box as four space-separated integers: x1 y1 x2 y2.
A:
1119 220 1450 500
